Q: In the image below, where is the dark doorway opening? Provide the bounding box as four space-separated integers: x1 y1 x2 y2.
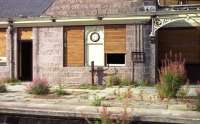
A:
18 41 32 81
158 27 200 84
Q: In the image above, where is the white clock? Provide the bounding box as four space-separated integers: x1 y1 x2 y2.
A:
90 32 100 42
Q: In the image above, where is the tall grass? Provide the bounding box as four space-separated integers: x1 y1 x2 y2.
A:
26 78 50 95
157 52 187 98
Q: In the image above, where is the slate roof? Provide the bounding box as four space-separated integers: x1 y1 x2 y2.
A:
0 0 55 18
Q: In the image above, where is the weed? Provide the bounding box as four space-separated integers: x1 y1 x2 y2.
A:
26 78 50 95
120 79 133 86
106 76 121 87
134 80 149 87
196 84 200 111
114 87 132 101
99 107 113 124
91 95 104 106
176 84 189 99
157 52 186 98
0 79 7 93
5 78 21 85
80 84 105 90
55 83 66 96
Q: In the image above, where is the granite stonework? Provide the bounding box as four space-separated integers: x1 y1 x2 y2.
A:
0 0 156 84
30 25 154 84
0 24 154 84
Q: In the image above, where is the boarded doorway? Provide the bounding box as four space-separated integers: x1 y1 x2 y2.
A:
17 28 33 81
158 27 200 83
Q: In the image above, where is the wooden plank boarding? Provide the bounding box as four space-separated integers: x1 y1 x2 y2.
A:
64 26 84 66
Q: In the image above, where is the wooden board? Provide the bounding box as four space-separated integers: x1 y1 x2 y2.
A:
158 28 200 64
0 29 6 57
105 25 126 53
18 28 32 41
64 26 84 66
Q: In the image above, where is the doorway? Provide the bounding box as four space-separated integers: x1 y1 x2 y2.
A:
158 27 200 83
18 41 33 81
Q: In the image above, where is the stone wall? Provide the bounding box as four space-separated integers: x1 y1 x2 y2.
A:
0 24 154 84
31 24 153 84
44 0 147 17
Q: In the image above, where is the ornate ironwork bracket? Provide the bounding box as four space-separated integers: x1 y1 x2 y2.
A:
150 13 200 39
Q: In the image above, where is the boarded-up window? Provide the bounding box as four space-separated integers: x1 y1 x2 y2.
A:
105 25 126 53
0 29 6 57
18 28 32 40
64 26 84 66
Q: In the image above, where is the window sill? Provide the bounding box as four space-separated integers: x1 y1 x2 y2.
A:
0 57 7 66
107 64 126 67
0 62 7 66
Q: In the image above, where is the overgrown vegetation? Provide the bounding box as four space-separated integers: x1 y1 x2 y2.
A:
79 84 106 90
133 80 150 87
157 52 187 98
5 78 21 85
176 84 189 99
106 76 133 87
0 79 7 93
106 76 121 87
55 83 67 96
26 78 50 95
196 85 200 111
91 95 104 106
95 107 129 124
113 87 132 101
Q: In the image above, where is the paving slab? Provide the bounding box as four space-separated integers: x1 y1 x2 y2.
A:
0 84 199 124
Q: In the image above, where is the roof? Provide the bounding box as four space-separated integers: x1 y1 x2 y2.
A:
0 0 55 18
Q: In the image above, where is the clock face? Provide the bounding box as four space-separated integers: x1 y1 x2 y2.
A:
90 32 100 42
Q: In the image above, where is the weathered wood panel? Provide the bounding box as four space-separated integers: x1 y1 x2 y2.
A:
105 25 126 53
0 29 6 57
18 28 32 41
158 28 200 64
64 26 84 66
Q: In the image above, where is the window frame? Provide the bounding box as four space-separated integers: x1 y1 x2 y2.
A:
105 53 126 67
0 28 7 66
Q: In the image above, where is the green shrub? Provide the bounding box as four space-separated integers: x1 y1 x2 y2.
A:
55 83 66 96
0 79 7 93
157 53 186 98
91 95 104 106
120 79 133 86
106 75 121 87
134 80 149 87
176 84 189 99
6 78 21 85
196 85 200 111
79 84 105 90
26 78 50 95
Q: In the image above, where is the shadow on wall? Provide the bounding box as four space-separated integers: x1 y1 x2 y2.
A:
95 67 118 85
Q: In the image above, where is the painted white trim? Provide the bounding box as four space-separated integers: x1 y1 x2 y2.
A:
56 18 98 22
14 20 52 24
0 57 7 62
103 16 151 21
107 64 126 67
0 22 8 25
